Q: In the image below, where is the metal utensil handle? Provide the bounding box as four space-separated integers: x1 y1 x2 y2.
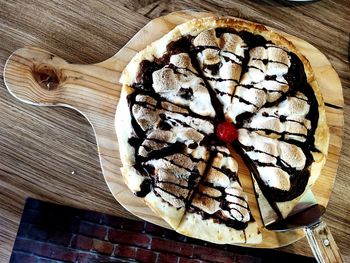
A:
305 220 344 263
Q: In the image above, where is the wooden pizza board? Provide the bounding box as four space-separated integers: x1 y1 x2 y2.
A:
3 11 343 248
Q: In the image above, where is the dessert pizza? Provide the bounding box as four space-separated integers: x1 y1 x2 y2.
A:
116 17 329 244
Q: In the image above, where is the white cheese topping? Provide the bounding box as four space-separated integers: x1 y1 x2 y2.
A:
238 129 306 191
244 92 311 142
193 30 247 114
152 53 216 117
191 146 251 223
228 44 291 122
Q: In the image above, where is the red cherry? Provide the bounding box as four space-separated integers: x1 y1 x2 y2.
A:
216 121 238 143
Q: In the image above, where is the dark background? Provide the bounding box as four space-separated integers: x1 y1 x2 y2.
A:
11 198 316 262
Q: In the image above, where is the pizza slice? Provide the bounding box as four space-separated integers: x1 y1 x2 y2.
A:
230 44 292 123
117 88 214 228
236 128 325 218
192 29 246 114
151 53 216 117
239 74 328 218
177 146 261 244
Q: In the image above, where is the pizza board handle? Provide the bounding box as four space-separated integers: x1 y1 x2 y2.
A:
3 45 124 194
3 47 120 118
3 46 124 154
3 46 173 229
305 220 344 263
3 45 124 201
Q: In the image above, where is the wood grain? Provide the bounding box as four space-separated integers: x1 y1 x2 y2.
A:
0 1 349 262
2 10 344 250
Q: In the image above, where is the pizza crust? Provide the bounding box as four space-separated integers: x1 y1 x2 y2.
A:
144 191 186 229
177 212 262 244
116 85 208 229
275 80 329 218
120 166 185 229
116 85 137 166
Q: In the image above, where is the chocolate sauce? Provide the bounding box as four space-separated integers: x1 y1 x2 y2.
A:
134 60 163 92
188 204 248 230
234 95 258 107
279 115 287 123
157 118 172 131
253 58 289 67
248 65 264 74
285 53 307 89
223 55 242 65
134 163 155 177
135 179 152 197
188 170 201 189
214 89 231 97
169 64 201 78
213 166 238 181
178 87 194 100
203 62 222 75
215 28 270 49
166 35 193 56
138 141 186 162
206 77 238 84
264 75 288 85
188 142 198 149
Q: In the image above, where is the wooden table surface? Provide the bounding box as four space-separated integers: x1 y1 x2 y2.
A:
0 0 349 262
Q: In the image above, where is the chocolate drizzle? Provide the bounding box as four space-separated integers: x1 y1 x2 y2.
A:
185 148 252 232
135 60 163 92
135 179 152 197
179 87 194 100
126 27 322 230
252 58 289 67
246 110 309 141
203 62 222 75
188 206 248 230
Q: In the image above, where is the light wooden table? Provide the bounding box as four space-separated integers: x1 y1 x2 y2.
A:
0 1 349 262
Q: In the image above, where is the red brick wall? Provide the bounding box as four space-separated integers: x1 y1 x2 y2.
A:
10 199 315 263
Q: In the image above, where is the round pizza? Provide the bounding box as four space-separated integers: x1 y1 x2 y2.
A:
115 17 329 244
